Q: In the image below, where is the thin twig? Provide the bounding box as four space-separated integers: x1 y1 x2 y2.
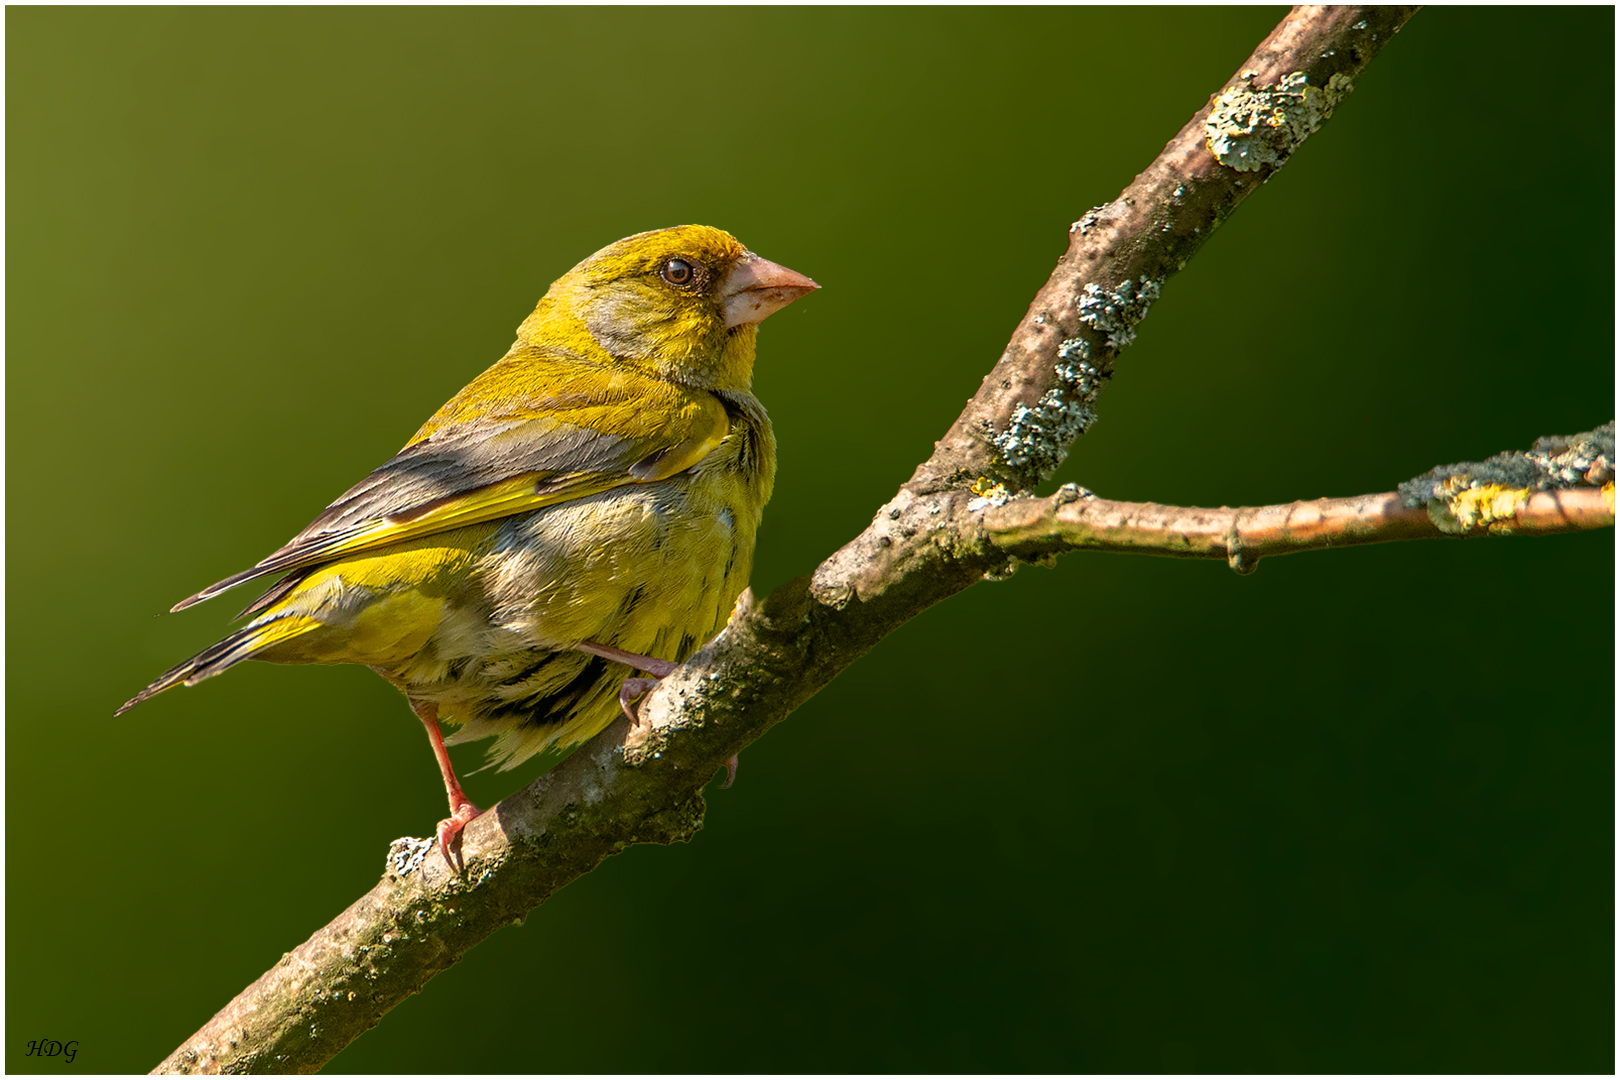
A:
982 485 1614 575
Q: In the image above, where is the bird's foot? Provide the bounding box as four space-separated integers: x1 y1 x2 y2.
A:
435 799 482 870
577 640 680 730
617 676 662 728
576 642 740 787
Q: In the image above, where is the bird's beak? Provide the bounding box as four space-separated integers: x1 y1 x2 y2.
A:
721 253 819 328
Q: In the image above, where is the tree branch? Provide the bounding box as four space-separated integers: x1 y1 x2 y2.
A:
152 6 1613 1074
911 4 1422 496
981 423 1616 572
983 481 1613 573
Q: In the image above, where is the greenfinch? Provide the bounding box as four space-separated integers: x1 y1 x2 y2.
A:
118 225 817 859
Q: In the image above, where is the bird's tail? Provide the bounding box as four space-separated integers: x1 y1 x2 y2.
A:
114 615 321 716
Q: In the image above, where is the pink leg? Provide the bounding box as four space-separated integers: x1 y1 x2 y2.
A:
578 640 678 725
577 641 742 788
411 699 481 868
576 640 678 678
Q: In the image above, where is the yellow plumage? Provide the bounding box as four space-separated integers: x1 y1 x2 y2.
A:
118 225 817 859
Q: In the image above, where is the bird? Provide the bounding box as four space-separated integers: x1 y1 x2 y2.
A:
117 224 817 863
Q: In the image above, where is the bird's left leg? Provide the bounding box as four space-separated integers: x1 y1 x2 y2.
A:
575 640 739 787
409 698 482 867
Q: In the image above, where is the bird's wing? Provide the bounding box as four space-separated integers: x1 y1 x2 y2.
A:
173 368 729 612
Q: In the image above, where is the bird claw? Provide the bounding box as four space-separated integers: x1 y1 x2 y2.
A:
436 799 482 871
617 676 661 726
576 640 675 734
580 641 737 786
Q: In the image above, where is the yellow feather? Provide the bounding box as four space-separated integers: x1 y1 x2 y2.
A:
122 224 815 853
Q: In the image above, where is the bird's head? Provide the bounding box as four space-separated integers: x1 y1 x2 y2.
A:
518 225 818 390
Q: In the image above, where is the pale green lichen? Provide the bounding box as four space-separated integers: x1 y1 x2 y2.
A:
1052 482 1096 505
1204 71 1355 172
992 345 1107 477
387 836 435 877
1077 278 1161 350
1071 204 1108 236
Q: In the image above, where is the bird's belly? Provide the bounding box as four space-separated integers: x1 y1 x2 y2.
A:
399 471 759 764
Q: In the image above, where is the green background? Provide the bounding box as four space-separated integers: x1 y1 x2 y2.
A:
8 7 1613 1073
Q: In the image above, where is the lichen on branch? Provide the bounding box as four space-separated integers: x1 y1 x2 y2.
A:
1398 422 1615 534
910 6 1422 498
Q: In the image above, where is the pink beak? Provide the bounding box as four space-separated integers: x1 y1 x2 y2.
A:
721 253 819 328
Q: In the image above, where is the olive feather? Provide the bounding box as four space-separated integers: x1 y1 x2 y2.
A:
117 225 817 863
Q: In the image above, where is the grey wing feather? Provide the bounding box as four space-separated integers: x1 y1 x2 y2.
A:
172 414 638 612
292 415 629 537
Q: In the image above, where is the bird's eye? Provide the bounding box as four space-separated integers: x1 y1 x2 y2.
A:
660 258 696 286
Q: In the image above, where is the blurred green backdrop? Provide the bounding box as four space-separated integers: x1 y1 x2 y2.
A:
8 6 1613 1074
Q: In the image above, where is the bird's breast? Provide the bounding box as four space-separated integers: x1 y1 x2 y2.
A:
384 388 775 766
476 395 771 663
